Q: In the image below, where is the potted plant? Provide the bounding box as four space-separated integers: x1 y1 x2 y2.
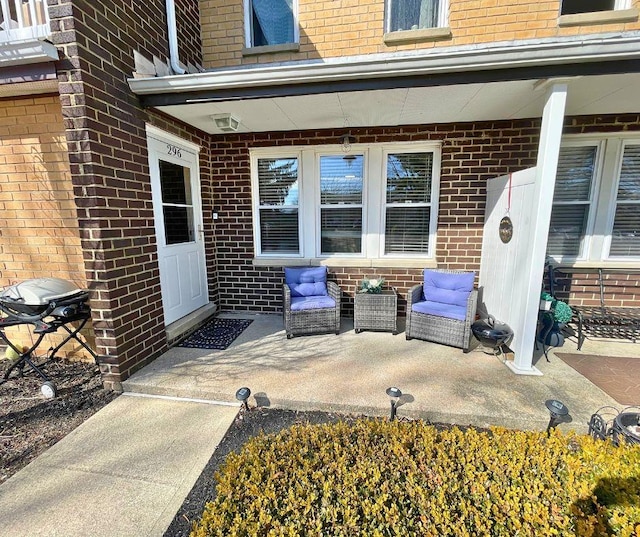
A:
360 277 385 294
539 292 573 346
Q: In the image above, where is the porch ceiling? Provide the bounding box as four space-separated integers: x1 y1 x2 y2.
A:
155 73 640 134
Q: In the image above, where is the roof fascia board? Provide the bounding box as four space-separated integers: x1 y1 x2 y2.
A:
129 33 640 97
136 59 640 107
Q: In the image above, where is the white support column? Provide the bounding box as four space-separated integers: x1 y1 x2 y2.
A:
506 83 567 375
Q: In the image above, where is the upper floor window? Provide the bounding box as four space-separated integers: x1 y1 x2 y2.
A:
560 0 628 15
245 0 296 47
386 0 445 32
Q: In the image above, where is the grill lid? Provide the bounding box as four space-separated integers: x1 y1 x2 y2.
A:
0 278 83 306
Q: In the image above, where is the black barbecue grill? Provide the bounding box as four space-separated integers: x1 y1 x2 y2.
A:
0 278 98 398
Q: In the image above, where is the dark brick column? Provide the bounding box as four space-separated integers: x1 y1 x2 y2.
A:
48 0 204 390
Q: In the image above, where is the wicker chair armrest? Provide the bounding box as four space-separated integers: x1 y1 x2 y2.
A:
466 289 478 322
327 281 341 306
407 284 423 309
283 284 291 310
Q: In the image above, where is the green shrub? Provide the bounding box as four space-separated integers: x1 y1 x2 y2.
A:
191 420 640 537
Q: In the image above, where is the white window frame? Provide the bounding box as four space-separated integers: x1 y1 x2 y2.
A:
385 0 449 33
243 0 299 48
316 150 368 258
548 140 603 263
251 150 303 258
250 142 441 264
603 139 640 261
380 146 440 258
550 134 640 265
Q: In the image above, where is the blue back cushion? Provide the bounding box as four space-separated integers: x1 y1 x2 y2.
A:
423 270 475 307
285 266 328 297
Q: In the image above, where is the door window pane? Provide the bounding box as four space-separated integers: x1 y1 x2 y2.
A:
547 146 597 258
319 155 364 255
249 0 294 46
159 160 195 245
610 145 640 257
387 0 440 32
257 157 300 254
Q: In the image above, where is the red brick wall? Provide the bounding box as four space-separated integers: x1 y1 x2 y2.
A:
210 114 640 316
550 271 640 308
210 120 540 316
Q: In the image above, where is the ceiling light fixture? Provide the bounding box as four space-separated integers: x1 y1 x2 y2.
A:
212 113 240 132
339 133 356 154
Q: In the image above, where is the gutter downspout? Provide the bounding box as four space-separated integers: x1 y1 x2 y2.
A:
166 0 185 75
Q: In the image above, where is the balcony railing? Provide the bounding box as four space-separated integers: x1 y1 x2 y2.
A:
0 0 50 44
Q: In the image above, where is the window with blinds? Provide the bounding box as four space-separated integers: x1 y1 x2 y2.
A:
610 144 640 257
250 143 440 260
384 152 433 254
319 155 364 255
256 157 299 254
547 145 598 259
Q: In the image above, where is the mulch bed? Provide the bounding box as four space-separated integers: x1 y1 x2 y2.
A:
0 357 117 484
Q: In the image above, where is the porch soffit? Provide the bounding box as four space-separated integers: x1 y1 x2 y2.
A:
128 33 640 134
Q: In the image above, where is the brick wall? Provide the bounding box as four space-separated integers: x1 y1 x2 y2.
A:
0 95 94 357
210 119 541 316
210 114 640 316
175 0 204 68
549 271 640 308
48 0 210 389
200 0 640 68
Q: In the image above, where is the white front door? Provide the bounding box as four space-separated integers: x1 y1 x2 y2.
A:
146 126 208 326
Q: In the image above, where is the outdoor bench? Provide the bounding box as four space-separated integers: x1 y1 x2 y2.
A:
548 265 640 350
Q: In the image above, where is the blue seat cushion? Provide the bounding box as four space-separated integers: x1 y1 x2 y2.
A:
423 270 475 307
290 295 336 311
285 266 328 297
412 300 467 321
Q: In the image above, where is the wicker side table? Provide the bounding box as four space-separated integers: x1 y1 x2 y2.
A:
354 290 398 334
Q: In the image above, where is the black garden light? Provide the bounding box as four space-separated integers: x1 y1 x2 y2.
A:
545 399 569 434
236 386 251 411
386 386 402 421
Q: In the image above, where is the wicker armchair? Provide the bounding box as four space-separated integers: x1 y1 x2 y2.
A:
406 269 478 352
283 266 341 338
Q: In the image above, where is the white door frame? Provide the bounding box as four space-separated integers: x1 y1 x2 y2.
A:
146 124 208 326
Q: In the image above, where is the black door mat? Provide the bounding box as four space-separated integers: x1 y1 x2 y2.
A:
177 318 253 350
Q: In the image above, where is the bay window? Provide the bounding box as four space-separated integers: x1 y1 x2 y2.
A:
251 143 440 262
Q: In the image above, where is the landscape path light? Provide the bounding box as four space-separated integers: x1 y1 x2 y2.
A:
386 387 402 421
545 399 569 434
236 386 251 411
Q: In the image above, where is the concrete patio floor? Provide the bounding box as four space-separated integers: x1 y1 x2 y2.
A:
123 312 640 433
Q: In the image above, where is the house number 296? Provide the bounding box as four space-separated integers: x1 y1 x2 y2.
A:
166 144 182 158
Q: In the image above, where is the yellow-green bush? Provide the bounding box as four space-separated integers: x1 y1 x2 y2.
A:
191 420 640 537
